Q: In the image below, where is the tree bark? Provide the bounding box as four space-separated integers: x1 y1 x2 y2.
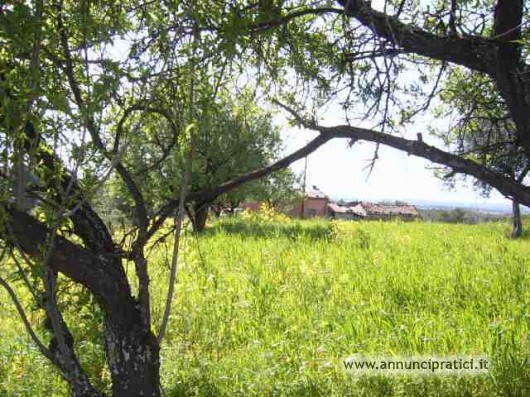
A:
192 201 210 232
512 199 523 238
104 311 160 397
338 0 494 73
338 0 530 158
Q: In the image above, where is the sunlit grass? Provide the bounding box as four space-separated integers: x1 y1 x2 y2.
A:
2 218 530 396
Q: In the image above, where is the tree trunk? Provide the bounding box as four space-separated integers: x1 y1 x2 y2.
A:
512 199 523 238
211 204 222 217
104 309 161 397
192 201 210 232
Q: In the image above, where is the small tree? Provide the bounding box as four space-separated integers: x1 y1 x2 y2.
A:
187 91 283 231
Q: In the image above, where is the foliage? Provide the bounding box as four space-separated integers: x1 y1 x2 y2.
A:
221 168 302 212
241 202 292 223
437 67 525 193
100 85 286 225
420 207 477 224
189 91 281 199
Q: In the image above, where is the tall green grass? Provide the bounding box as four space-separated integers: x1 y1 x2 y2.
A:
2 219 530 396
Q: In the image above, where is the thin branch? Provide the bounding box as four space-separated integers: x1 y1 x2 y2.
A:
157 131 193 344
0 275 53 360
63 138 131 218
517 164 530 183
249 7 343 32
272 99 316 128
114 103 179 155
10 252 40 302
56 3 149 235
449 0 457 34
401 61 447 124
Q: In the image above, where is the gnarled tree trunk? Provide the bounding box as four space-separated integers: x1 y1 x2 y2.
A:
104 311 160 397
3 206 161 396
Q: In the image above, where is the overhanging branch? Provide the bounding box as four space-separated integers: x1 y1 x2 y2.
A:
338 0 495 74
148 134 332 237
148 115 530 238
274 102 530 204
313 123 530 205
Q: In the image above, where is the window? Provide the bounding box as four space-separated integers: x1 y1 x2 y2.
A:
305 208 318 217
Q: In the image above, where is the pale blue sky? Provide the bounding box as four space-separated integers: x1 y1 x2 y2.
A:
279 120 509 206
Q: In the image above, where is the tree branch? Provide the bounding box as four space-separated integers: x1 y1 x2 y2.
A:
42 267 104 396
493 0 523 45
56 2 149 236
311 122 530 205
517 164 530 183
148 134 332 237
249 7 343 32
157 131 193 343
114 103 179 156
19 103 115 258
0 274 53 361
1 205 133 312
338 0 495 74
493 0 523 69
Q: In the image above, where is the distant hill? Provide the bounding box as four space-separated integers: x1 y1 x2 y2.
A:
408 199 530 215
333 197 530 215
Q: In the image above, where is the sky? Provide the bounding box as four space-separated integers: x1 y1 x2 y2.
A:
275 0 511 208
279 118 509 207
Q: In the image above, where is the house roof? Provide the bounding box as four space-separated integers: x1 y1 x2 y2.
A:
360 203 420 216
329 200 420 218
306 185 328 199
328 202 367 216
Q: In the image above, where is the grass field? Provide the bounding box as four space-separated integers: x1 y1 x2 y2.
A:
2 218 530 396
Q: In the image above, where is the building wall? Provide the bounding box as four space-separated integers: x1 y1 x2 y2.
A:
292 197 329 218
240 201 262 212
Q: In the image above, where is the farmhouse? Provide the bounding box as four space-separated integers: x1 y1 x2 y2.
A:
291 185 329 218
240 186 421 222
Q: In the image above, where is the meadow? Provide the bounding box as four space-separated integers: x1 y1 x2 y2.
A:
2 217 530 396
